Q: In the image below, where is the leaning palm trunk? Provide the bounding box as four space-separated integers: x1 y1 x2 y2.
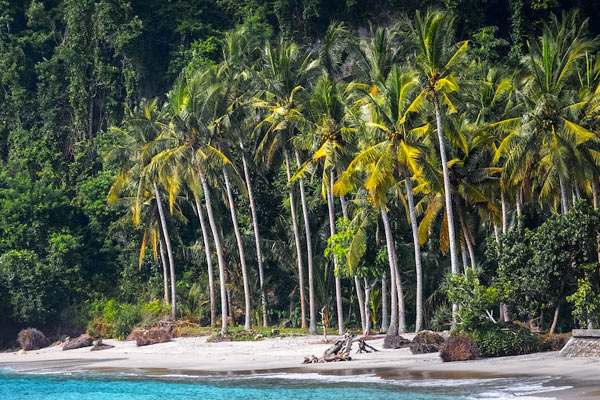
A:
223 168 252 331
327 173 345 334
340 196 366 333
194 198 216 328
153 183 176 320
296 150 317 334
284 150 307 329
433 93 459 327
433 93 459 274
463 225 476 269
158 238 169 304
381 207 401 335
200 173 228 335
363 277 374 335
240 145 268 327
405 177 423 332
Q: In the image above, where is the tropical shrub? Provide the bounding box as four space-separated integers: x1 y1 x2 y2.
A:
469 322 540 357
410 331 445 354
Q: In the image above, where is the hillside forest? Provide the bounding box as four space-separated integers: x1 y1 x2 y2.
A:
2 0 600 346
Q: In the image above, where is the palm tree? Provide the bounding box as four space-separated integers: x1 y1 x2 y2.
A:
497 11 597 216
155 71 236 334
400 10 469 278
219 27 269 327
107 98 179 319
337 66 427 333
255 38 319 332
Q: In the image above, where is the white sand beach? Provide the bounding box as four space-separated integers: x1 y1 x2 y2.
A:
1 334 598 399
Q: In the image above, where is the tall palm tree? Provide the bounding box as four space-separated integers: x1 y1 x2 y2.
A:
219 27 269 327
497 10 597 216
400 10 469 278
107 99 179 319
255 38 319 332
337 66 427 333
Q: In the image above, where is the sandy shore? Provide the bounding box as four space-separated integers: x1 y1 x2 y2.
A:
1 334 598 398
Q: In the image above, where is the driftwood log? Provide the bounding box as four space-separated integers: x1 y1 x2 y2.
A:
356 339 379 354
303 333 355 363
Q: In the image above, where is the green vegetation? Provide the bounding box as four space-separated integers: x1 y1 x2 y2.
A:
3 1 600 347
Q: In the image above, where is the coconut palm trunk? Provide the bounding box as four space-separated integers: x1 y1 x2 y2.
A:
194 198 216 328
153 182 177 320
405 177 423 332
355 276 366 332
381 207 404 335
463 226 476 269
283 150 307 330
200 173 228 335
158 238 170 304
363 278 372 335
240 145 268 327
340 195 366 332
433 93 459 275
327 172 345 335
222 167 252 331
381 274 389 332
296 150 317 334
501 191 508 234
559 176 569 215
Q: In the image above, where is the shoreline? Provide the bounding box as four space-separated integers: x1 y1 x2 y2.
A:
1 335 598 399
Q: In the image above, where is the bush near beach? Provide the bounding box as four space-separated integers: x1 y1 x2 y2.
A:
440 335 480 362
17 328 49 351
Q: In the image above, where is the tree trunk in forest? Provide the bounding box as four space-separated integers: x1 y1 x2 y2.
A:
381 274 389 333
433 92 459 275
200 173 228 335
405 177 423 332
327 172 344 335
493 223 499 243
559 176 569 215
295 150 317 334
194 199 216 328
158 238 169 305
223 168 252 331
153 183 176 320
284 150 307 330
516 188 522 217
240 146 268 327
549 302 561 334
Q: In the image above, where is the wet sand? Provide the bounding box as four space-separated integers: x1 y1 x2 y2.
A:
0 335 598 398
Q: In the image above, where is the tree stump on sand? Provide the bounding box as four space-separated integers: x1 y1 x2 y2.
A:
303 333 355 363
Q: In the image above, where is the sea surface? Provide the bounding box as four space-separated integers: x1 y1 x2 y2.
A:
0 369 570 400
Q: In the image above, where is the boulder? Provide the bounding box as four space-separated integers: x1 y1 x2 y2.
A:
62 334 93 351
383 335 411 349
410 331 445 354
135 327 170 347
439 335 479 362
17 328 50 351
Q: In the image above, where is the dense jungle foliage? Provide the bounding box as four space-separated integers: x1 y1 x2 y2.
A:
2 0 600 345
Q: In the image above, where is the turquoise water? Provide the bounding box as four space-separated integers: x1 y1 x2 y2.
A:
0 370 566 400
